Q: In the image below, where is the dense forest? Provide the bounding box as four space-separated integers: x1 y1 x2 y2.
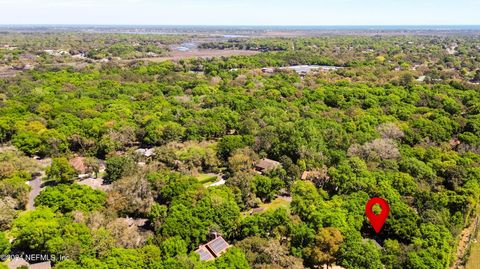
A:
1 32 480 269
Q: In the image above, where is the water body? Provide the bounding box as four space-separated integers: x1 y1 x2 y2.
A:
281 65 342 73
262 65 342 74
174 42 198 52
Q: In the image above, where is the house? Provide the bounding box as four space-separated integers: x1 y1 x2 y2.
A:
78 177 109 191
29 262 52 269
449 138 461 148
11 64 33 71
250 207 265 215
8 259 51 269
195 236 231 261
301 171 311 180
121 217 148 228
261 67 275 74
255 158 281 174
321 265 346 269
135 148 155 158
416 75 426 82
69 156 87 174
7 258 29 269
70 157 104 179
301 170 330 187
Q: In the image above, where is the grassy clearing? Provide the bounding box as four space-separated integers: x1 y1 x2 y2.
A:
466 208 480 269
196 174 218 184
260 197 291 211
466 235 480 269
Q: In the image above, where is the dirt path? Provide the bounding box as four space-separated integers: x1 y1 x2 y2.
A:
451 209 480 269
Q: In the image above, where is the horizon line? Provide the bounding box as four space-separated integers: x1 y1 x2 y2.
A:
1 24 480 27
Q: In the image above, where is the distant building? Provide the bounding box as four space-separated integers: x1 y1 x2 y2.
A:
120 216 148 228
416 75 426 82
195 236 231 261
250 207 265 215
29 262 52 269
301 169 331 187
11 63 33 71
135 148 155 158
7 258 29 269
255 158 281 174
301 171 311 180
8 259 51 269
69 156 87 174
261 67 275 74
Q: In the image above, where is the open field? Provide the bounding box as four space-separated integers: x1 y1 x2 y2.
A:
466 231 480 269
131 49 259 62
466 207 480 269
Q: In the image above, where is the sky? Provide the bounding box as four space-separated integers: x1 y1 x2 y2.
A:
0 0 479 26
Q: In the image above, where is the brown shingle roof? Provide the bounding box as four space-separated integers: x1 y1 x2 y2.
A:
69 157 86 174
8 258 29 269
255 158 281 173
29 262 52 269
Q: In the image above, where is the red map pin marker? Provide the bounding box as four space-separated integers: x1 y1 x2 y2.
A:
365 197 390 233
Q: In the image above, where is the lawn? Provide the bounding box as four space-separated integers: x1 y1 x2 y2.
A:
196 173 219 184
466 234 480 269
466 211 480 269
260 197 291 211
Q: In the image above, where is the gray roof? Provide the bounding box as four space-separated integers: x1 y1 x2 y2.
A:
195 247 215 261
206 236 230 257
195 236 230 261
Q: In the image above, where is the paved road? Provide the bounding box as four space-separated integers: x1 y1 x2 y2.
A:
27 172 44 210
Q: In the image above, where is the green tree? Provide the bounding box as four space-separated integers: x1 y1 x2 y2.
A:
195 187 241 238
35 184 106 213
473 69 480 82
159 236 188 258
252 175 284 202
161 203 208 249
237 236 305 269
45 222 94 261
213 247 250 269
104 155 135 183
0 232 10 255
304 227 343 269
46 157 76 184
103 248 145 269
406 223 452 269
239 208 290 238
11 207 63 252
218 135 253 160
338 238 383 269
